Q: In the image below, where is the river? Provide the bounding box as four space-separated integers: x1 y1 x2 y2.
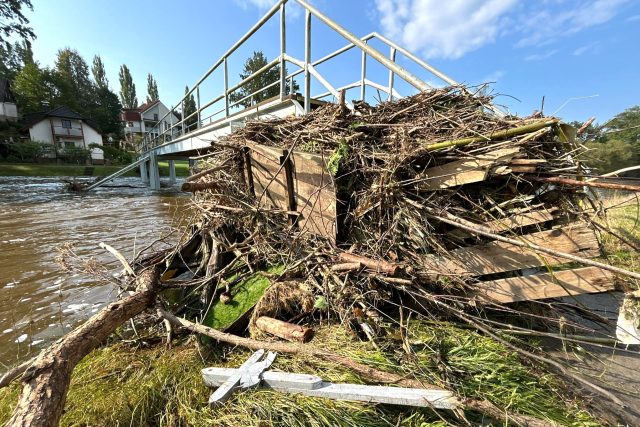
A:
0 176 187 369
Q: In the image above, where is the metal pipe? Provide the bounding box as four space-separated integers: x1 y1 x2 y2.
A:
369 32 457 87
304 8 311 113
181 99 185 135
308 64 352 109
279 2 286 100
387 46 396 101
295 0 429 92
360 42 367 101
196 86 201 129
227 57 280 95
224 57 229 116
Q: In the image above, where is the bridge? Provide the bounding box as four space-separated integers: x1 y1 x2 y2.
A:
87 0 474 191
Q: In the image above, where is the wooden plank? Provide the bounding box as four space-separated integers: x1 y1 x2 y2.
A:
475 266 616 303
449 208 558 240
208 349 266 407
202 367 459 409
420 147 520 190
424 223 600 276
248 144 289 210
291 150 337 241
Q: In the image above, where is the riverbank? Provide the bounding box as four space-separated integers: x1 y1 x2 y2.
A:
0 162 190 178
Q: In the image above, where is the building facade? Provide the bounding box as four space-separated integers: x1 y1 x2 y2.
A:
122 100 178 141
24 106 104 164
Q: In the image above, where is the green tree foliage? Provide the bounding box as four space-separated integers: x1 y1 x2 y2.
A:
0 40 32 81
576 107 640 174
146 73 159 102
229 51 299 108
183 86 197 130
12 61 57 114
118 64 137 109
0 0 35 49
91 55 109 90
54 48 94 113
92 86 123 137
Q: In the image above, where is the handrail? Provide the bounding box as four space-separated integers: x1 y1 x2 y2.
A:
140 0 491 154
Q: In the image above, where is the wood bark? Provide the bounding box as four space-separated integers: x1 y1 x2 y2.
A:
533 176 640 192
6 268 160 427
255 316 313 343
338 252 398 275
181 180 219 192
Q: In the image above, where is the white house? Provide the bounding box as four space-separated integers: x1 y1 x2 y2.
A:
122 100 179 141
24 106 105 164
0 78 18 122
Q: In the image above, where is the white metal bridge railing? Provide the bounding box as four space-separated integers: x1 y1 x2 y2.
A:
140 0 469 154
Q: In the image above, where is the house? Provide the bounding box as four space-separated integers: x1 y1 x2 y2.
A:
0 78 19 122
121 100 179 141
23 106 105 164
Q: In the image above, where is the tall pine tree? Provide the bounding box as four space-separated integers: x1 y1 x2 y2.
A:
91 55 109 90
118 64 137 109
183 86 197 129
146 73 159 102
54 48 95 114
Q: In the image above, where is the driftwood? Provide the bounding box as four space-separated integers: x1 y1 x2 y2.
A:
255 316 313 343
338 252 398 275
6 268 160 427
181 180 220 192
533 176 640 192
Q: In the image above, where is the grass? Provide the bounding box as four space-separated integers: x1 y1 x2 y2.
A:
0 161 190 178
598 195 640 279
0 322 601 426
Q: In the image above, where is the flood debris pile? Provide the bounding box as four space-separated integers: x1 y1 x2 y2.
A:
6 86 639 427
136 86 639 424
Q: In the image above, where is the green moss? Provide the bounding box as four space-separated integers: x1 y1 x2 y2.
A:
327 140 349 176
203 265 284 330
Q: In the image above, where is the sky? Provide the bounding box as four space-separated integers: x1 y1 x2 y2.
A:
19 0 640 124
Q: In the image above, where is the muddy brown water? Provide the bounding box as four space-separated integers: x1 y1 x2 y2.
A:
0 176 187 370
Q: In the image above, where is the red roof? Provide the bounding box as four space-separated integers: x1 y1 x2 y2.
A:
121 109 141 121
137 99 160 113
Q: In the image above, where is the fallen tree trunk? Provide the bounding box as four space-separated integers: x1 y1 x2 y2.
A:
339 252 398 275
533 176 640 192
6 268 160 427
255 316 314 343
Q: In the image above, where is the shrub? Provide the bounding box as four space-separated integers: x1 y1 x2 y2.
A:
89 143 133 164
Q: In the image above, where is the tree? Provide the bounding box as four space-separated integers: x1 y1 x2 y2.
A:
93 86 123 137
577 106 640 174
0 0 35 49
229 51 299 108
183 85 197 129
118 64 137 109
0 40 32 81
92 55 109 90
12 61 57 114
54 48 95 114
146 73 159 102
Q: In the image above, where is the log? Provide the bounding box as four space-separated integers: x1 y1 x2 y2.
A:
186 161 231 182
255 316 314 343
533 176 640 192
330 262 362 272
6 268 160 427
338 252 398 275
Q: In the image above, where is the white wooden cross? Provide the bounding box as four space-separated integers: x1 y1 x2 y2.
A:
203 349 459 409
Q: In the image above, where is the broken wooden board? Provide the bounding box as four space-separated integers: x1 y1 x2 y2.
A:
423 223 600 276
474 266 615 303
291 150 337 240
202 367 458 409
245 143 337 241
419 147 520 190
449 208 559 240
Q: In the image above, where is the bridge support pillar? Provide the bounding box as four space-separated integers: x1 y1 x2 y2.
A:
168 160 176 185
148 152 161 190
140 158 149 184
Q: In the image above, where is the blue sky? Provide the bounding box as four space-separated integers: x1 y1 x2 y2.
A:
22 0 640 123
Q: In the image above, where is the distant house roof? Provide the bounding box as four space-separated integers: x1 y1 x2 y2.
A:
22 106 101 133
0 78 17 103
138 99 160 113
121 109 142 121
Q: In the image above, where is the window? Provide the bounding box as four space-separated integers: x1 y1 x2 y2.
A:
64 141 75 149
153 113 158 121
127 121 134 127
61 119 72 129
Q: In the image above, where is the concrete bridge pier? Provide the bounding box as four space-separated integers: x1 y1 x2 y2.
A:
148 151 161 190
168 160 176 185
140 158 149 185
